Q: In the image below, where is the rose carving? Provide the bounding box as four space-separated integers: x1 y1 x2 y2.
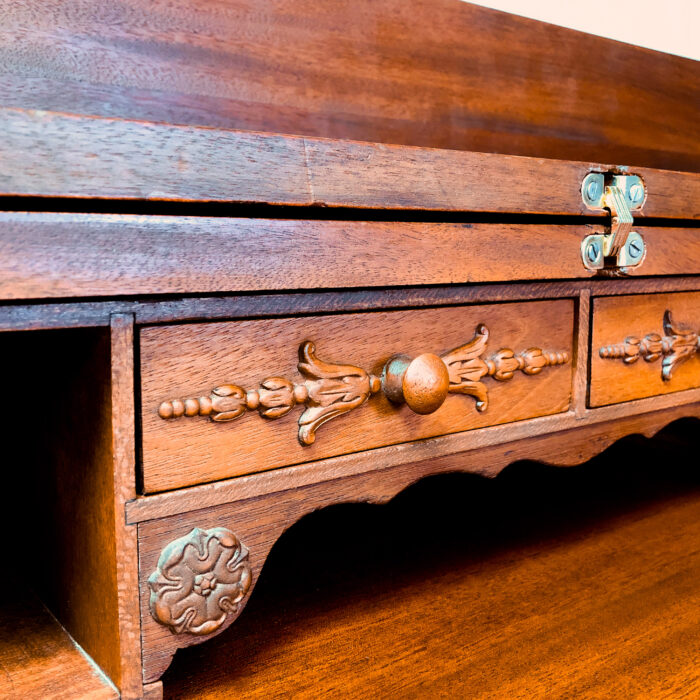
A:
148 526 252 636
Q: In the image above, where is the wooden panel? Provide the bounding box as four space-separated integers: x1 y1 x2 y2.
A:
158 427 700 698
3 277 700 334
129 403 700 523
1 1 698 172
590 292 700 407
137 406 700 682
1 109 698 218
2 213 699 301
140 300 574 493
108 315 144 699
0 591 117 699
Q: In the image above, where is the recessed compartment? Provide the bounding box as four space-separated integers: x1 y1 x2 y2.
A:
0 329 121 697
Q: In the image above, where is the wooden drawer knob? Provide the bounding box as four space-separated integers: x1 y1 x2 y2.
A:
382 353 450 414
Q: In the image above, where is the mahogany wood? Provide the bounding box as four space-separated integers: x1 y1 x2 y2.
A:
2 214 699 300
142 682 164 700
159 428 700 698
22 329 125 687
573 289 591 417
140 300 574 492
2 109 699 217
109 315 143 698
1 0 698 693
0 591 118 699
1 1 698 172
2 277 700 334
137 405 700 682
0 324 144 698
590 292 700 407
127 396 700 524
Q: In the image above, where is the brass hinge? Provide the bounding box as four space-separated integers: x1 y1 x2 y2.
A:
580 172 646 275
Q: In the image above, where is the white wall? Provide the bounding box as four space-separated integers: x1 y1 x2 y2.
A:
465 0 699 61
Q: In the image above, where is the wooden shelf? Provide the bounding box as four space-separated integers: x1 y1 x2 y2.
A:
162 421 700 698
0 591 117 699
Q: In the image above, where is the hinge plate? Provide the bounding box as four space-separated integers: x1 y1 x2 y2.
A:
581 172 646 274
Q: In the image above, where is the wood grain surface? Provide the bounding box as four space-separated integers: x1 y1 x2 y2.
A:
0 328 136 691
108 315 144 698
1 109 699 218
128 398 700 524
2 277 700 334
1 1 698 172
140 300 574 492
0 591 118 699
0 324 149 698
2 213 699 300
157 421 700 698
138 409 700 684
590 292 700 407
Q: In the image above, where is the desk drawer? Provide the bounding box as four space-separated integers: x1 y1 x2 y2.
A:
140 300 574 493
590 292 700 407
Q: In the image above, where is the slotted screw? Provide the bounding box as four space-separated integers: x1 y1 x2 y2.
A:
629 182 644 204
586 240 601 264
586 178 601 201
627 236 644 260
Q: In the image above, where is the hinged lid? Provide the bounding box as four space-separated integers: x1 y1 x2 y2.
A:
0 108 698 220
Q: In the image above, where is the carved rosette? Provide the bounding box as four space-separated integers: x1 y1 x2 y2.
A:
599 310 699 380
148 527 252 636
158 326 569 443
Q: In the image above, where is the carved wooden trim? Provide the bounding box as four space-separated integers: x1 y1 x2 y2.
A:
599 310 700 380
140 408 700 683
148 527 252 636
442 324 569 411
158 324 569 444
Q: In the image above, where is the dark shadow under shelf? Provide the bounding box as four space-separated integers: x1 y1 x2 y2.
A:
162 420 700 699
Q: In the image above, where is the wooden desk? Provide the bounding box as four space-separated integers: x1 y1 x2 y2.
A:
0 1 698 697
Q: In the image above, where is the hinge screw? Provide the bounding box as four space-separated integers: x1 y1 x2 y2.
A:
586 178 602 201
629 183 644 204
586 240 602 264
627 236 644 260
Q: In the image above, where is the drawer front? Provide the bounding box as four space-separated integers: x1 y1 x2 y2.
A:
590 292 700 407
140 300 574 493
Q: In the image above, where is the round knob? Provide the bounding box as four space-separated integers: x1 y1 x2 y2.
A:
382 353 450 414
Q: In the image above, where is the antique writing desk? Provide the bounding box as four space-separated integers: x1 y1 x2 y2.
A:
0 1 699 697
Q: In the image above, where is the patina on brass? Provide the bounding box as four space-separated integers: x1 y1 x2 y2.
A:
580 172 647 275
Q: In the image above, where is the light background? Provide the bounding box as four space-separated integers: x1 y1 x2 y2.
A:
466 0 700 61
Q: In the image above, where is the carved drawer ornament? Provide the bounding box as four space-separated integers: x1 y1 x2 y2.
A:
148 527 252 636
158 324 569 445
599 310 699 381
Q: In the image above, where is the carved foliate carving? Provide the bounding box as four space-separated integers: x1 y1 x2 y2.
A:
441 324 491 410
148 527 252 636
158 340 381 445
159 326 569 442
297 341 378 445
441 325 569 411
599 310 699 381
